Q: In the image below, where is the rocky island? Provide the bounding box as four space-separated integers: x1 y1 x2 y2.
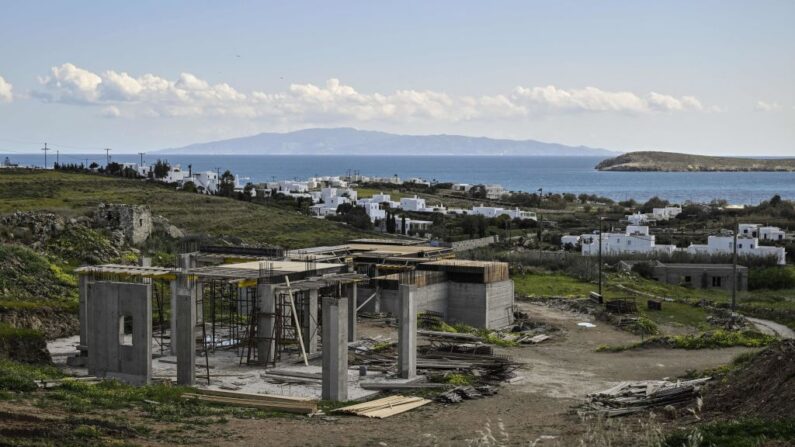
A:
596 151 795 172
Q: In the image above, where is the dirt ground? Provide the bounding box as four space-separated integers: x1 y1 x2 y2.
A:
215 301 755 446
1 301 756 446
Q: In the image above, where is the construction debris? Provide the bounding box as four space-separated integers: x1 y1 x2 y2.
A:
333 395 432 418
437 385 498 404
183 388 318 414
578 378 711 417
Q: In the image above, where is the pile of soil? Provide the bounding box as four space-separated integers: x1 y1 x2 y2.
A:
704 340 795 420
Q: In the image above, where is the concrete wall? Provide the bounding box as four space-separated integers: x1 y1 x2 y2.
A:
485 280 515 328
450 235 499 252
652 266 748 292
447 282 488 328
87 281 152 385
359 279 514 329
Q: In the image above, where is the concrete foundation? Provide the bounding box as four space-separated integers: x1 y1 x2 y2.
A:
398 284 417 379
322 297 348 401
86 281 152 385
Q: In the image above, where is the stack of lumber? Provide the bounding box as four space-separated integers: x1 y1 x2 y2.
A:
333 395 432 418
182 388 318 414
580 378 710 417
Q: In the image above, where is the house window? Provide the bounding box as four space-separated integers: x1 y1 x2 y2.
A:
684 276 692 283
739 243 743 249
711 277 722 288
119 315 133 346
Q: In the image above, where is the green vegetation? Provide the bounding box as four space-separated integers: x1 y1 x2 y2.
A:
663 419 795 447
596 151 795 172
513 272 594 298
749 266 795 290
0 244 78 309
596 329 776 352
0 169 368 248
426 318 518 347
0 358 62 392
442 373 474 386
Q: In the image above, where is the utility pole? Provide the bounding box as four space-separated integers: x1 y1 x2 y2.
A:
138 152 145 166
104 148 112 166
56 150 59 166
598 216 604 296
41 143 50 169
732 216 738 312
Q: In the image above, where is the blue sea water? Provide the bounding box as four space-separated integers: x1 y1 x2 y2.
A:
4 153 794 205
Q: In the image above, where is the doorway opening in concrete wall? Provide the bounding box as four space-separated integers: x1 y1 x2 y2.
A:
119 315 134 346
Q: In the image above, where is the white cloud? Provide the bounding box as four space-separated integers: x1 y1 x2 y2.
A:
755 101 782 112
34 63 710 122
0 75 13 102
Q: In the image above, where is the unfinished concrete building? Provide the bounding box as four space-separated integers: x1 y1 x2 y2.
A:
70 240 514 401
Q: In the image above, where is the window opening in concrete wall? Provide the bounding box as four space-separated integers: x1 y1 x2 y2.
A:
120 315 134 346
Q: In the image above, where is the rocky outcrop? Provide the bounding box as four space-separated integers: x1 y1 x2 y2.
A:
596 151 795 172
0 308 78 340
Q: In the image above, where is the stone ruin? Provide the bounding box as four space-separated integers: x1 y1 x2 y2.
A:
94 203 153 245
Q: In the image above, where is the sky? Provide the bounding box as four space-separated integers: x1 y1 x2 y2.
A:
0 1 793 156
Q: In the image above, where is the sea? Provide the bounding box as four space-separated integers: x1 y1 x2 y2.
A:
4 153 795 205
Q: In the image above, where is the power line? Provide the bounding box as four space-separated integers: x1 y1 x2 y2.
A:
41 143 51 169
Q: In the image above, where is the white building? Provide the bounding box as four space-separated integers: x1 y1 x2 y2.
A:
652 206 682 221
471 205 537 221
760 226 786 241
394 218 433 235
485 184 506 200
452 183 472 192
739 224 786 242
626 212 649 225
400 195 427 211
561 235 581 249
581 225 676 256
687 234 786 265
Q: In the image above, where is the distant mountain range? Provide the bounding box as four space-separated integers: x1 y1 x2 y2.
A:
156 128 617 156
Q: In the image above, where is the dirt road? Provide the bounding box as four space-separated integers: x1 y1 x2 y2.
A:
221 301 755 446
747 316 795 339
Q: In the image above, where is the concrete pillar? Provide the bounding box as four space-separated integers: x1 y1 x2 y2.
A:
169 279 178 355
78 274 90 350
347 284 357 342
398 284 417 379
302 289 319 354
176 273 196 385
322 297 348 401
257 283 276 364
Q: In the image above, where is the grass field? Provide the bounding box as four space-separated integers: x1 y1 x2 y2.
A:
0 170 370 248
513 269 794 331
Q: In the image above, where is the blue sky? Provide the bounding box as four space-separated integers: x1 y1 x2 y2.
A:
0 1 792 155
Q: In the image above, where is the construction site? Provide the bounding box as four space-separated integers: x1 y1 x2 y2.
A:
57 240 516 415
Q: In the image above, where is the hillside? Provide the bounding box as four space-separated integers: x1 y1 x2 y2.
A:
596 151 795 172
157 127 616 156
0 170 369 248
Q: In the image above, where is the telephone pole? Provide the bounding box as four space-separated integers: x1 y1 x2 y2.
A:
138 152 145 166
732 216 738 312
104 148 112 166
41 143 51 169
598 216 604 296
56 150 59 166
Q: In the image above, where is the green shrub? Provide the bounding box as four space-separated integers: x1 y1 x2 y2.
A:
749 266 795 291
663 418 795 447
0 359 62 391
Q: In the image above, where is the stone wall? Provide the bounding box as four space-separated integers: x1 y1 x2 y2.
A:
94 204 153 245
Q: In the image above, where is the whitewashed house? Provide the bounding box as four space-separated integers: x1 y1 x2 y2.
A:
471 205 537 221
400 195 427 212
760 226 786 241
627 212 649 225
581 225 676 256
485 184 506 200
687 234 786 265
